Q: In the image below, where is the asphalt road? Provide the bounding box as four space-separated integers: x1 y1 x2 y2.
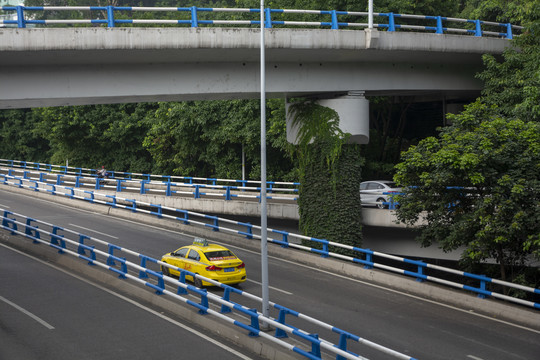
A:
1 189 539 360
0 241 263 360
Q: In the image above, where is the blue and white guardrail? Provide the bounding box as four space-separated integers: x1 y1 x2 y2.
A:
1 170 538 310
1 208 417 360
0 159 299 201
0 5 523 39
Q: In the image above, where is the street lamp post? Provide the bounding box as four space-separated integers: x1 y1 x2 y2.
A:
259 0 270 325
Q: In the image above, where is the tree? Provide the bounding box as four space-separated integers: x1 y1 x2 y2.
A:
143 99 295 180
395 103 540 281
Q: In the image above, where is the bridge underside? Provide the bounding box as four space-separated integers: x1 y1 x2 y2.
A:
0 27 509 109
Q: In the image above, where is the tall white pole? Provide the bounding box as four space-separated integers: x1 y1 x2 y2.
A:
260 0 270 324
368 0 373 29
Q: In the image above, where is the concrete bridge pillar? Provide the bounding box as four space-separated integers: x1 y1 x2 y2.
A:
286 91 370 145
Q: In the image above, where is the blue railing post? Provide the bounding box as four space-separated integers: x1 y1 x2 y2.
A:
275 308 289 338
107 5 115 27
264 8 272 28
309 333 321 358
191 6 198 27
331 10 338 29
337 333 349 360
139 255 149 279
436 16 443 34
16 5 26 28
388 12 395 32
505 23 513 39
220 287 232 313
78 234 90 255
50 226 65 253
166 182 172 196
25 218 40 243
474 19 482 37
2 210 17 234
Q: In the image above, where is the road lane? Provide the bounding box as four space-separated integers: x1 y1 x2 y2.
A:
0 243 260 360
1 188 539 360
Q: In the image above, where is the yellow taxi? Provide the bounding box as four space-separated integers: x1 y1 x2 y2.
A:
160 238 247 287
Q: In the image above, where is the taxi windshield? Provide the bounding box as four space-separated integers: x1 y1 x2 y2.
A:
204 250 236 261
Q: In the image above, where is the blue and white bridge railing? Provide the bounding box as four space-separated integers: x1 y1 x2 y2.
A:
1 209 418 360
0 159 299 202
1 172 538 310
0 5 522 39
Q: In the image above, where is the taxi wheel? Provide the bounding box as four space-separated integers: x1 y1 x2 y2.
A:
161 265 170 277
194 275 203 288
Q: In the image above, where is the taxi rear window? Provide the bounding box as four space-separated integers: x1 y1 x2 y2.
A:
204 250 236 261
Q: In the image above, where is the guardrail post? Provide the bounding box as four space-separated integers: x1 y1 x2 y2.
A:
177 270 188 294
39 172 45 183
331 10 338 29
337 333 349 360
275 308 289 338
193 288 208 314
21 161 27 169
388 12 395 32
194 185 200 199
364 250 373 269
126 199 137 212
205 215 219 231
139 255 149 279
220 287 232 313
321 240 329 258
150 204 163 218
264 8 272 28
8 160 14 168
95 177 102 190
474 19 482 36
191 6 198 27
78 234 90 255
23 171 29 179
50 226 65 253
0 174 6 185
2 211 17 234
84 191 94 203
107 244 121 266
56 174 63 185
309 333 321 358
436 16 443 34
478 278 487 299
75 175 81 187
16 5 26 28
8 169 14 177
165 182 172 196
225 186 231 200
79 244 96 265
176 209 190 224
107 5 115 27
25 218 40 243
140 180 147 194
106 195 117 207
47 184 56 195
248 308 260 337
505 23 513 39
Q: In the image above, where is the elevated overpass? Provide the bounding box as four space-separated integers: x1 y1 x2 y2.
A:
0 27 511 109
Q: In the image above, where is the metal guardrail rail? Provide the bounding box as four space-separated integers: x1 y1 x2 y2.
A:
1 171 538 311
0 159 299 201
0 5 523 39
1 208 417 360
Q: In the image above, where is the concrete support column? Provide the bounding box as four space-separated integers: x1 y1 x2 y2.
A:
286 91 370 145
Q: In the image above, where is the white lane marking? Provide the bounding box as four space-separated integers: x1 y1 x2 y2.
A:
1 243 254 360
0 295 55 330
68 223 119 239
467 355 485 360
246 279 293 295
0 203 10 208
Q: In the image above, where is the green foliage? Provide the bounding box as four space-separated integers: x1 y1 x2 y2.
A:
143 99 295 180
32 103 155 172
0 109 50 162
395 101 540 279
289 100 362 250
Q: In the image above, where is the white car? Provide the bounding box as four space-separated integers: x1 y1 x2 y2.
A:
360 180 402 209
